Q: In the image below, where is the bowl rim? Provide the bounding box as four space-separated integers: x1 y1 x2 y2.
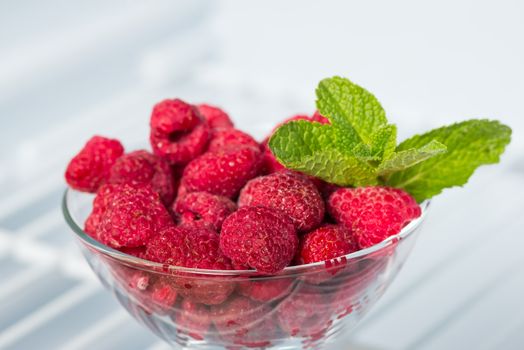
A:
62 188 430 276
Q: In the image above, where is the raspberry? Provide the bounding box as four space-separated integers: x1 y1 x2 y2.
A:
177 275 236 306
327 186 421 249
173 191 236 232
220 206 298 274
150 99 210 165
211 296 275 347
260 138 286 174
177 299 212 340
149 277 179 314
311 111 330 124
330 258 389 318
276 284 332 337
238 171 325 232
296 225 358 265
145 226 235 305
84 183 120 239
145 226 232 270
197 104 234 129
108 150 175 206
65 136 124 192
97 184 174 248
181 147 262 198
238 278 293 302
207 128 259 153
119 246 147 259
270 114 312 135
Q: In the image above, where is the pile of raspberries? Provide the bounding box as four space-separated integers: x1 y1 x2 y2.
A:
65 98 421 275
65 99 422 343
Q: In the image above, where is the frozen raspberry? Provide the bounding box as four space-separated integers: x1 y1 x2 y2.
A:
173 192 236 232
177 299 212 340
181 147 262 198
260 138 286 174
238 171 325 232
110 268 157 313
328 186 421 249
177 275 236 306
145 226 235 305
150 99 210 165
207 128 259 153
311 111 330 124
149 277 179 314
145 226 232 269
211 296 275 348
220 206 298 273
270 114 311 135
65 136 124 192
330 258 389 318
108 150 175 206
276 284 332 337
238 278 293 302
84 183 120 238
197 104 234 129
97 184 174 248
118 246 147 259
296 225 358 265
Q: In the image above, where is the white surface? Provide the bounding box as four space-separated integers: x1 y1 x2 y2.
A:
0 1 523 349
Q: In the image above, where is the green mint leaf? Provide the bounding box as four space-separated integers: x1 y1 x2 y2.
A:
378 140 447 176
316 76 388 147
371 124 397 161
268 120 378 186
385 119 511 201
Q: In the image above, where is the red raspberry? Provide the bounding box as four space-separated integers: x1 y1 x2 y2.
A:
149 277 179 314
270 114 312 135
97 184 174 248
145 225 232 269
65 136 124 192
207 128 259 153
176 275 236 306
328 186 421 249
238 278 293 302
211 296 275 348
173 191 237 232
108 150 175 206
177 299 212 340
220 206 298 274
260 138 328 193
330 258 389 319
181 147 262 198
197 104 234 129
260 138 286 174
145 226 235 305
311 111 330 124
118 246 147 259
238 171 325 232
296 225 358 265
84 183 120 239
150 99 210 165
276 284 332 337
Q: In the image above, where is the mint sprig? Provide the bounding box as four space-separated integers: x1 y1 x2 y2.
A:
269 76 512 202
385 120 511 201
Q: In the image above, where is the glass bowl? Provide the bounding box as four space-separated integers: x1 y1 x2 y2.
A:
63 188 429 349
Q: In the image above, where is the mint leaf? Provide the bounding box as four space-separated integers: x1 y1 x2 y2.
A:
316 76 388 147
268 121 377 186
371 124 397 161
385 120 511 201
378 140 447 176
